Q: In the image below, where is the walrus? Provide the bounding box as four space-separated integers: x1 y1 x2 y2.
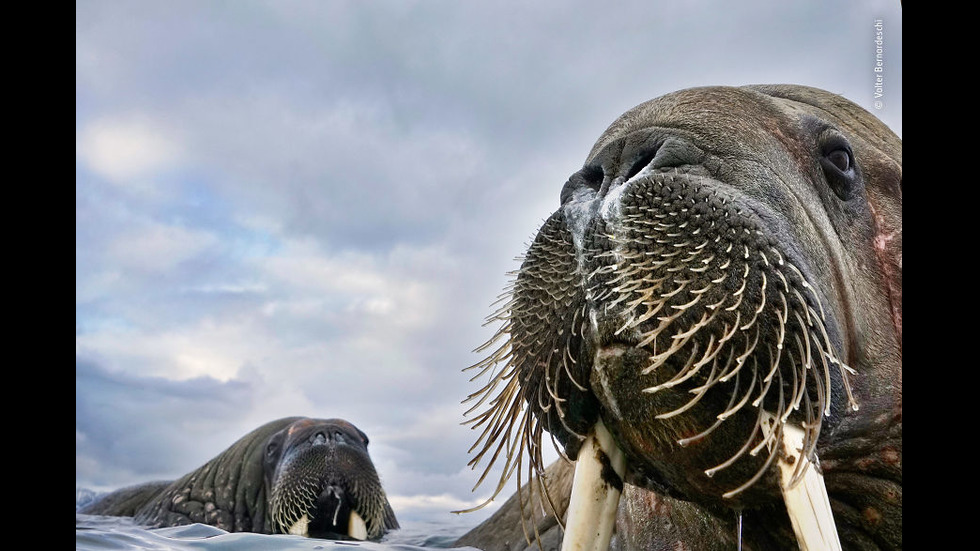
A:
458 84 901 550
77 417 400 540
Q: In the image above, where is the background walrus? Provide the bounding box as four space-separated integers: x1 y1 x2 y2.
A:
78 416 399 540
458 84 901 550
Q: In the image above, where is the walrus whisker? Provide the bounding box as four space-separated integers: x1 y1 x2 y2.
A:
751 344 781 409
462 394 510 437
644 341 701 391
461 362 516 419
475 406 526 498
659 278 691 298
759 249 770 267
722 415 783 500
655 348 726 419
783 261 827 321
678 363 739 446
808 340 829 419
470 322 510 353
688 255 713 273
645 314 710 370
706 291 728 310
513 467 536 550
688 278 714 297
539 469 567 534
614 314 637 336
775 287 788 347
730 270 749 297
628 299 668 329
783 391 819 490
764 315 787 385
562 342 588 393
688 343 736 394
718 327 760 384
465 381 519 461
548 396 590 443
668 309 714 341
788 418 816 487
635 319 669 349
671 290 706 311
706 396 766 478
717 357 759 421
519 425 555 550
785 341 804 421
657 337 717 392
462 345 510 392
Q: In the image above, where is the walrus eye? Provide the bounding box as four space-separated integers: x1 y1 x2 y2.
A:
826 149 850 172
266 441 279 457
560 165 603 205
819 135 857 200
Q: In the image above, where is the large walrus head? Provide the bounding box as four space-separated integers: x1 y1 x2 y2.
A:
463 85 901 549
265 418 399 540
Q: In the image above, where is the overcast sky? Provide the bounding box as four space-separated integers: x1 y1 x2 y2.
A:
76 0 902 529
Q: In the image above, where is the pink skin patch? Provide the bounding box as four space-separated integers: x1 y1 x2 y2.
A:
868 201 902 349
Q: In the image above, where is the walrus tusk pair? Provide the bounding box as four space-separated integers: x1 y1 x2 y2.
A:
287 511 368 540
562 418 841 551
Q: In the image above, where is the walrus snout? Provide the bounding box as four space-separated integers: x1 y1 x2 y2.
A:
267 419 397 540
560 131 707 208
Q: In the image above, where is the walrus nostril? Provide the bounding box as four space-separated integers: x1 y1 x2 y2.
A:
311 432 327 445
624 148 659 182
560 165 604 205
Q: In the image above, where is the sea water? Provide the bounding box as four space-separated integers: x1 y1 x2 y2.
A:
76 490 484 551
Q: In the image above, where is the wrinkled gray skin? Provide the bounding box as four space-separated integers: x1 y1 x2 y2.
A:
458 85 901 550
78 417 399 540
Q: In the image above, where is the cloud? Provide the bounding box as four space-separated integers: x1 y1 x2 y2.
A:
75 358 258 489
107 222 219 274
76 117 183 189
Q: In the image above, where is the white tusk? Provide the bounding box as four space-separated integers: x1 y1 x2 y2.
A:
348 510 368 540
761 412 842 551
287 514 310 536
561 419 627 551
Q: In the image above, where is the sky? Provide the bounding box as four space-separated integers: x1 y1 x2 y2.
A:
76 0 902 529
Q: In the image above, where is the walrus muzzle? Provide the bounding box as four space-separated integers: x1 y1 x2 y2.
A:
462 85 902 550
265 419 397 540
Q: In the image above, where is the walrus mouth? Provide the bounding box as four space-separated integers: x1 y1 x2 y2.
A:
462 166 860 547
285 485 368 540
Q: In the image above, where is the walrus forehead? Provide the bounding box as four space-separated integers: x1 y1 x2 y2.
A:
587 86 802 163
286 418 321 436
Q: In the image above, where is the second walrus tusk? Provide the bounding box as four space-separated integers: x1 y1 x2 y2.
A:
761 412 842 551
